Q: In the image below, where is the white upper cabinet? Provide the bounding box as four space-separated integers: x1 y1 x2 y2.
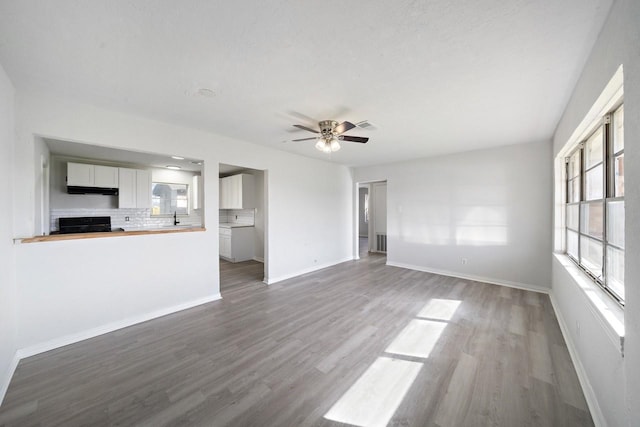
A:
118 167 151 208
192 175 203 210
94 165 119 188
67 162 118 188
219 174 255 209
67 162 94 187
118 168 137 208
136 170 151 208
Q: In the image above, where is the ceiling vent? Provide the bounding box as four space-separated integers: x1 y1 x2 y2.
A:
356 121 375 129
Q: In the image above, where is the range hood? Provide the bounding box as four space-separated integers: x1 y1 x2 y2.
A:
67 186 119 196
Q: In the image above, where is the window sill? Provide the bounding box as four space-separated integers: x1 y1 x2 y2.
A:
553 253 625 355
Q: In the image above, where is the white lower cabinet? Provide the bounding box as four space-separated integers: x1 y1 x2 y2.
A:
219 228 232 258
219 227 254 262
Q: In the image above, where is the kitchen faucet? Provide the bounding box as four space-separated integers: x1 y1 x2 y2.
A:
174 211 180 226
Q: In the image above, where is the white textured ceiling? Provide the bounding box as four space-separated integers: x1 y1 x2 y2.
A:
0 0 612 166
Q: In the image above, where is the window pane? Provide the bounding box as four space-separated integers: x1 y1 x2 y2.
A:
585 164 603 200
585 128 603 168
567 230 579 259
613 105 624 153
566 204 579 231
606 246 624 301
568 151 581 179
580 236 602 278
151 183 189 215
580 202 603 239
615 153 624 197
568 178 580 203
607 200 625 248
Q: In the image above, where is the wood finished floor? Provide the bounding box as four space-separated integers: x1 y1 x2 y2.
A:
0 255 592 426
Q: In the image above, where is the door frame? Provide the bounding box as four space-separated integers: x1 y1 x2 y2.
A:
217 163 269 289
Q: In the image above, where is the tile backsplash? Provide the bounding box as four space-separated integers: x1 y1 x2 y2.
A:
51 208 203 231
219 209 255 225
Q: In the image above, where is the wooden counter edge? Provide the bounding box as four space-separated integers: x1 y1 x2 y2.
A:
19 227 207 243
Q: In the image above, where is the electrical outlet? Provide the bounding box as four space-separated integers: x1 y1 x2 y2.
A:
461 258 468 265
125 216 130 222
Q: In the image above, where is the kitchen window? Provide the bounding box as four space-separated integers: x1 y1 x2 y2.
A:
151 182 189 215
565 104 624 304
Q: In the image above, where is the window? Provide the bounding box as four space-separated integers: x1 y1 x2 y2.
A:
151 182 189 215
565 104 624 303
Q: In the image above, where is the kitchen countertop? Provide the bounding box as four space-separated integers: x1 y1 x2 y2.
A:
219 223 255 228
18 227 206 243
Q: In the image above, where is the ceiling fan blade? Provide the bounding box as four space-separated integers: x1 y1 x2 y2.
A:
339 135 369 143
334 121 356 135
293 124 319 134
291 137 318 142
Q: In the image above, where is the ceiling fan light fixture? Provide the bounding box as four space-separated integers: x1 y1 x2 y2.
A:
297 119 368 152
322 140 332 153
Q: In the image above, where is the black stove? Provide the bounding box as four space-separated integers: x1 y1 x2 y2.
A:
58 216 112 234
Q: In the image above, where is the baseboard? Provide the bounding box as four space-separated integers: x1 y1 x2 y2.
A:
548 291 606 427
17 293 222 360
0 351 20 406
252 256 264 263
385 261 550 294
265 257 354 285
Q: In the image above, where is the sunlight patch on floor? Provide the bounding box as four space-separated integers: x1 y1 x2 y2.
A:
324 356 423 427
384 319 447 359
417 299 461 321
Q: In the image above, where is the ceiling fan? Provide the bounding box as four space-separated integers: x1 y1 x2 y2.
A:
291 120 369 153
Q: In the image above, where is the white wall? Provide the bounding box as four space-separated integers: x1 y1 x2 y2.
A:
551 1 640 426
354 140 552 290
12 90 353 357
0 63 18 402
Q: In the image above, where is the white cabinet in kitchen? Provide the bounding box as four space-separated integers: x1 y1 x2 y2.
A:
219 228 232 258
67 162 119 188
219 174 255 209
118 168 151 208
135 170 151 208
67 162 93 186
192 175 203 210
94 165 119 188
118 168 136 208
219 226 254 262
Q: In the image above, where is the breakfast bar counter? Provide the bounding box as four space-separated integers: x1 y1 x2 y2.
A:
18 227 206 243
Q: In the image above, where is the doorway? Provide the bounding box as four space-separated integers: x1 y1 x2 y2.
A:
218 163 267 294
358 185 369 257
357 180 387 258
